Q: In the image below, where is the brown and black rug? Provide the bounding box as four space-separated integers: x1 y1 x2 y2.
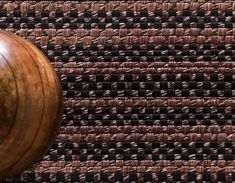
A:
3 1 235 182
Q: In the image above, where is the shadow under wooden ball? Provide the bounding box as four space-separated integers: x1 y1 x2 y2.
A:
0 30 63 178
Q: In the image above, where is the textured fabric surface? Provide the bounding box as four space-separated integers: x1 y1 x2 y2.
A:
3 1 235 182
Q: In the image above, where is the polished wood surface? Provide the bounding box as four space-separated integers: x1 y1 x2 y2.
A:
0 30 63 178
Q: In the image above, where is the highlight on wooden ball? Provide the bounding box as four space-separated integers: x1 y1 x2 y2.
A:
0 30 63 178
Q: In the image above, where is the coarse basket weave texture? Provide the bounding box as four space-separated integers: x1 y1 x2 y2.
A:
3 1 235 182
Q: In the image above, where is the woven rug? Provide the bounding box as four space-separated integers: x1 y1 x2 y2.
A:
4 1 235 182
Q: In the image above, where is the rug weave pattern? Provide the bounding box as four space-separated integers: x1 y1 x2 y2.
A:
3 1 235 182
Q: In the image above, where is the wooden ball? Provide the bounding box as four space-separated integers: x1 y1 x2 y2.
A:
0 31 63 178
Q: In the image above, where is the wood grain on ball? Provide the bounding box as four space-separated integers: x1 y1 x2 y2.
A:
0 30 63 178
